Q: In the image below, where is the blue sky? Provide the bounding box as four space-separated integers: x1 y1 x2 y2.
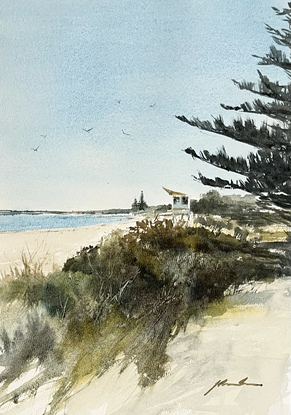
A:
0 0 287 210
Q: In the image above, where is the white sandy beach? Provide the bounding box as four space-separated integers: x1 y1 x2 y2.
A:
0 217 138 277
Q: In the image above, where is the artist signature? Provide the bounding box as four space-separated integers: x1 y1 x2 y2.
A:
204 377 263 396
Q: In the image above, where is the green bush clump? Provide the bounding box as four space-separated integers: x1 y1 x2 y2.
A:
60 219 286 323
0 254 46 306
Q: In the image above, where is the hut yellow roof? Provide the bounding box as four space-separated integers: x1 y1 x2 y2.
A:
163 187 187 196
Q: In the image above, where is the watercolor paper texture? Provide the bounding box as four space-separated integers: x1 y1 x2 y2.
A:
0 1 290 415
1 0 289 212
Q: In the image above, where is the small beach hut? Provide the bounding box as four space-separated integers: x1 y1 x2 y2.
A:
163 187 190 217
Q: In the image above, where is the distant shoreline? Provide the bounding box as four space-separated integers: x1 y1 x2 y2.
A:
0 212 135 234
0 208 132 216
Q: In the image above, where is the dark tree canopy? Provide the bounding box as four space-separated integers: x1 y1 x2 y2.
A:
132 191 148 211
131 197 138 211
138 190 148 210
176 4 291 213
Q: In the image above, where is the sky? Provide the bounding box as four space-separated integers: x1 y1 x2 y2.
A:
0 0 288 210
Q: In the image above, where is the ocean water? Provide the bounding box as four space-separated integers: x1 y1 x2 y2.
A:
0 213 132 233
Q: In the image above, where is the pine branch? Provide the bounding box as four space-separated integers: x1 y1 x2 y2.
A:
271 5 291 17
185 147 249 177
265 24 291 48
233 99 291 123
193 172 243 191
176 115 289 149
253 45 291 72
232 72 291 102
185 146 291 183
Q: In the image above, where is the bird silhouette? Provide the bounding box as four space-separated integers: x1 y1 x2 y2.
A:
31 145 40 152
122 129 131 136
150 103 156 107
40 134 47 138
83 127 94 133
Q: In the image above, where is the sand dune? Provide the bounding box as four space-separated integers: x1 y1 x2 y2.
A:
0 278 289 415
0 219 290 415
56 277 290 415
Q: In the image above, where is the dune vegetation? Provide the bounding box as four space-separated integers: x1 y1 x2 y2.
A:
0 216 290 414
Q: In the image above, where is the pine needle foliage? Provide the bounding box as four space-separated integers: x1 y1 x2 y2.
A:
176 4 291 213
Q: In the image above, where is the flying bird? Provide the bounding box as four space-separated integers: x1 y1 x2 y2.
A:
150 103 156 107
83 127 94 133
122 129 131 136
40 134 47 138
31 145 40 152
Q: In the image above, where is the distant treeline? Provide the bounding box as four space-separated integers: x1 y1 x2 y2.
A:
190 191 257 215
190 190 290 227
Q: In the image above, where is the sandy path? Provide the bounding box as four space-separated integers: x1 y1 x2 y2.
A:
0 218 138 276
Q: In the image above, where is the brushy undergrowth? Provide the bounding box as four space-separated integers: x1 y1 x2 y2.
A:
0 218 289 414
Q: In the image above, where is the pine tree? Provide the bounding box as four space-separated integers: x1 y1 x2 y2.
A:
131 198 138 212
176 4 291 214
138 191 148 211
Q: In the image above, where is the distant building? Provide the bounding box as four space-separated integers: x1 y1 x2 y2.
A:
163 187 190 217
